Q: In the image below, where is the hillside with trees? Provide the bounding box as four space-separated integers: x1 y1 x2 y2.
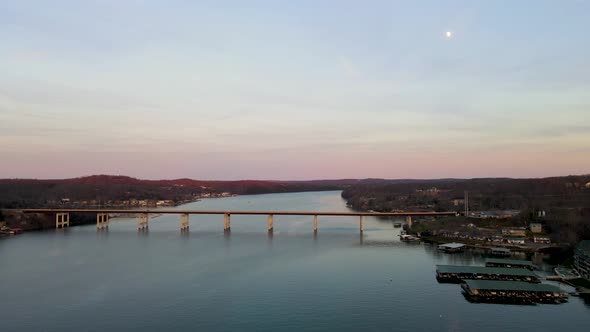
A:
341 175 590 244
0 175 360 209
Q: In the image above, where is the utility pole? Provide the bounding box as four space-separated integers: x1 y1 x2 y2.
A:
464 190 469 218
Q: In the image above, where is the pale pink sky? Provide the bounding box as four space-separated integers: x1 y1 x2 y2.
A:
1 1 589 180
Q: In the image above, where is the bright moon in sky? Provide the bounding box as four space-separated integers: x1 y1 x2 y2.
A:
445 31 453 38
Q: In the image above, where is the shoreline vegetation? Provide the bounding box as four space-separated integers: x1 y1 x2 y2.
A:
0 175 359 231
0 175 360 210
0 194 260 233
341 175 590 251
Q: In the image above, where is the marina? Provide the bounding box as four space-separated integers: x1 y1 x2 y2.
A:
436 265 540 283
437 242 466 253
485 258 534 270
461 280 568 304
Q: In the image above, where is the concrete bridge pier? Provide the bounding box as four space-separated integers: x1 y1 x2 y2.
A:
406 216 413 228
138 213 149 230
313 215 318 233
359 216 364 233
56 212 70 229
224 213 231 231
180 213 189 231
267 215 274 233
96 213 109 229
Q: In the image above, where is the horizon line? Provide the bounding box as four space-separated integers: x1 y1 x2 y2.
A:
1 173 589 182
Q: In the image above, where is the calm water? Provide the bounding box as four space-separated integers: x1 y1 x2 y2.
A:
1 191 588 331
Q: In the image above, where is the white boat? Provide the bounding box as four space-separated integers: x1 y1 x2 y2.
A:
400 234 421 242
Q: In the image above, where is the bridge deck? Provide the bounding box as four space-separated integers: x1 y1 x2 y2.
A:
22 209 456 217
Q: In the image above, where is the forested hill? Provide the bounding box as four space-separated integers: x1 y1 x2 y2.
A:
341 175 590 213
0 175 478 209
341 175 590 244
0 175 360 208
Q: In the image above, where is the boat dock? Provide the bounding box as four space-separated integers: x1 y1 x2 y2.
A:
461 280 568 304
437 243 466 253
436 265 540 283
490 247 511 257
485 258 534 270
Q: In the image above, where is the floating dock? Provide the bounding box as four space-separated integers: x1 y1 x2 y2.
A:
437 243 466 253
490 247 511 257
485 258 534 270
461 280 568 304
436 265 540 283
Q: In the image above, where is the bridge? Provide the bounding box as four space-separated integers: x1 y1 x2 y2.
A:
22 209 457 233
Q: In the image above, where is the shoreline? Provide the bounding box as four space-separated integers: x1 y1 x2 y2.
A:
1 190 347 234
420 235 552 253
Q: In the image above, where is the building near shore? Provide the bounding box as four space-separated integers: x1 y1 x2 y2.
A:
506 238 525 245
575 240 590 278
530 223 543 233
452 198 465 206
502 227 526 237
533 236 551 244
471 210 520 219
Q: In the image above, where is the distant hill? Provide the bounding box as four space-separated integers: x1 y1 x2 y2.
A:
2 174 589 211
0 175 360 208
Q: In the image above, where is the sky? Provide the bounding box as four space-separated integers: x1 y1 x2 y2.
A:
1 0 589 180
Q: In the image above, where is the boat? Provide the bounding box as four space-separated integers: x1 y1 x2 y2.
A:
9 227 23 234
400 234 421 242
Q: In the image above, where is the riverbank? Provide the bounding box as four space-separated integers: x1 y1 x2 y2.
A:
0 208 170 233
418 234 561 253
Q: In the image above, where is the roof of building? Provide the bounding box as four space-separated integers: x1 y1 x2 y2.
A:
438 243 465 249
530 223 542 227
576 240 590 255
436 265 537 277
464 280 563 293
485 258 533 267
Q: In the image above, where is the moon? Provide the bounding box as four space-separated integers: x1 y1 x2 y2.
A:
445 31 453 39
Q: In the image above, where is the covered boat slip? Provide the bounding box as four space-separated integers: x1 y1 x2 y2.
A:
485 258 534 270
490 247 511 257
437 242 465 253
436 265 540 283
461 280 568 304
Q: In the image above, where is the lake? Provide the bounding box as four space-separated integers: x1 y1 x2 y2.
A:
0 191 588 331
